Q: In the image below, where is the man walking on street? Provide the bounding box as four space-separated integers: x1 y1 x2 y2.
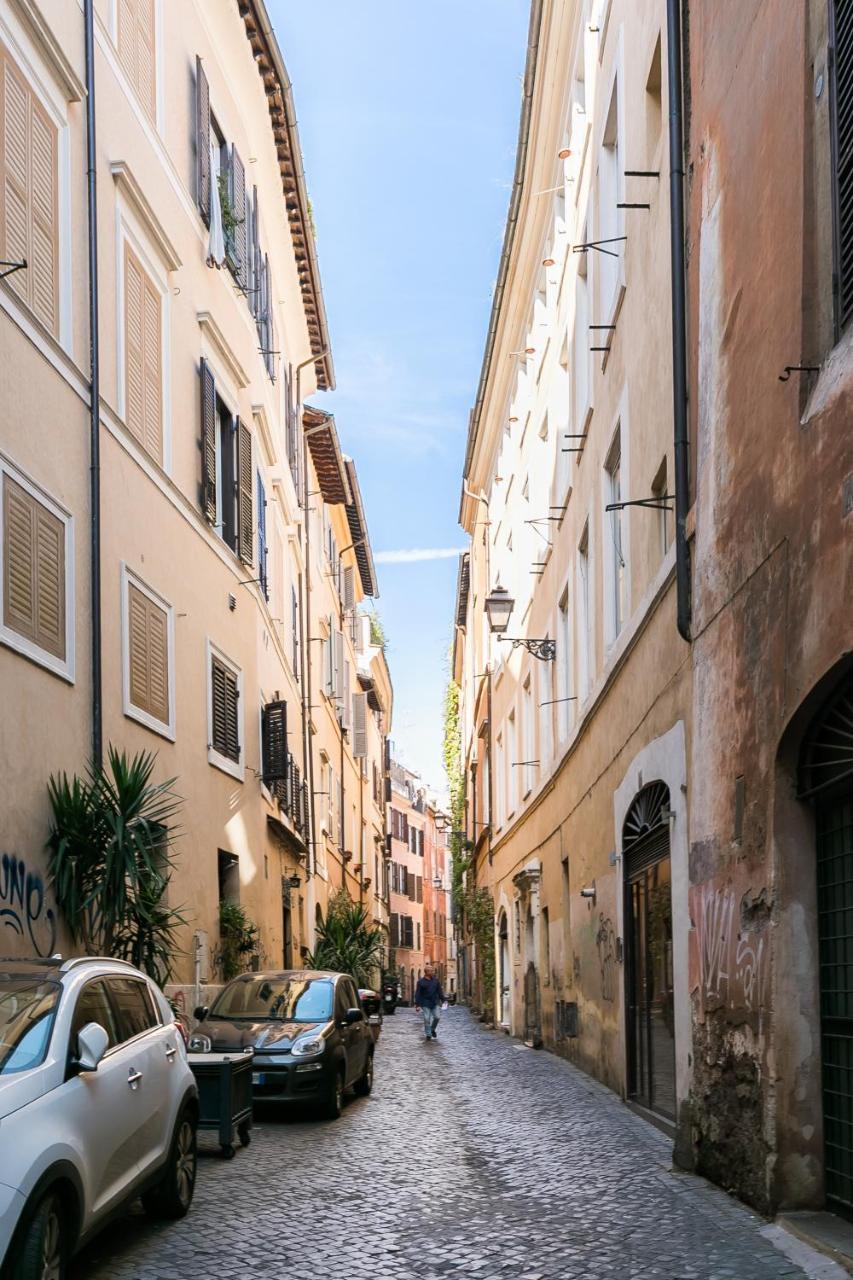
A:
414 964 445 1040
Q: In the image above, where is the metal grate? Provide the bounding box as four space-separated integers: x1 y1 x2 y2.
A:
831 1 853 330
818 796 853 1209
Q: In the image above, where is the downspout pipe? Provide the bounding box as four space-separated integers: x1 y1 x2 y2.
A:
84 0 102 768
296 347 329 881
666 0 692 643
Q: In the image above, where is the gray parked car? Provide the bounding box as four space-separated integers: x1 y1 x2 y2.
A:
0 956 198 1280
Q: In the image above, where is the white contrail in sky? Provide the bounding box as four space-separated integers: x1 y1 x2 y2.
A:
374 547 466 564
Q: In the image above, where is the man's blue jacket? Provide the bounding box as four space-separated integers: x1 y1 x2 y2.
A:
414 975 444 1009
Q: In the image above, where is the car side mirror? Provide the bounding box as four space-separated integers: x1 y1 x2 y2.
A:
76 1022 110 1072
345 1007 363 1025
193 1005 208 1022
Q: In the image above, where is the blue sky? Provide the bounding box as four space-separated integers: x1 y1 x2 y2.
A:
271 0 529 789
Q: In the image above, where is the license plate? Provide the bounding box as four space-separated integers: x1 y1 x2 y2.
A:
252 1072 265 1085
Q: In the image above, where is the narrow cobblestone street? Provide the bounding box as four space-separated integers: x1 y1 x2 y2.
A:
71 1010 840 1280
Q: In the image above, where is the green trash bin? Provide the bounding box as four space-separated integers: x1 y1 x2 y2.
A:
188 1050 254 1158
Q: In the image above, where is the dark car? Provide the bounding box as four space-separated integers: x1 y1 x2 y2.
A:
189 970 373 1120
358 988 382 1041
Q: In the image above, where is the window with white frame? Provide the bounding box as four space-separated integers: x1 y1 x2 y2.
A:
507 709 517 815
651 456 671 561
557 589 573 742
495 731 504 828
578 522 592 696
0 461 73 681
122 565 174 739
573 238 591 434
539 651 554 772
597 72 622 324
604 431 627 644
553 336 572 499
207 640 243 780
522 678 535 796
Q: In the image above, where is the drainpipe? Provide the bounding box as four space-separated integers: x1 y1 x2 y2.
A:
84 0 102 768
666 0 692 643
296 348 329 880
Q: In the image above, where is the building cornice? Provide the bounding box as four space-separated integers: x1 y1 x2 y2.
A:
237 0 334 391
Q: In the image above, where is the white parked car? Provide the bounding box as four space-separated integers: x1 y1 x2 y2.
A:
0 956 198 1280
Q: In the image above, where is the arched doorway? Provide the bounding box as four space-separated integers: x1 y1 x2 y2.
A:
800 675 853 1212
498 911 510 1026
623 780 675 1123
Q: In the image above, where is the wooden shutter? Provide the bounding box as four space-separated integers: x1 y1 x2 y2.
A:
831 1 853 330
256 473 267 598
343 564 355 612
124 242 162 463
128 582 169 725
334 628 344 703
196 56 210 224
0 46 59 335
262 699 288 783
342 660 351 729
291 586 300 681
236 420 253 565
250 188 261 317
200 359 216 522
211 655 239 762
416 875 423 904
118 0 156 121
3 474 65 660
353 691 368 758
231 147 248 292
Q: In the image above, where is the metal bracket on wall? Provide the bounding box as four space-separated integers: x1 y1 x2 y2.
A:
0 259 26 279
779 364 820 382
605 495 674 513
572 236 626 258
617 202 650 210
623 169 660 178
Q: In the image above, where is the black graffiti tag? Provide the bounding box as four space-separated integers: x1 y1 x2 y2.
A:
0 853 57 957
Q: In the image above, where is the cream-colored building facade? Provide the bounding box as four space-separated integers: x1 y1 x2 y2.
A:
0 0 390 996
455 0 692 1138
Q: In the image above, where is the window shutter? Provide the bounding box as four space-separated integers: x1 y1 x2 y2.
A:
196 56 210 224
211 656 239 762
0 48 59 335
142 269 162 462
407 870 415 899
343 564 355 612
257 473 268 599
832 1 853 330
2 474 65 660
236 420 253 565
416 875 423 904
231 146 248 292
250 188 260 316
128 582 168 725
262 699 288 783
136 0 156 120
200 359 216 522
291 586 300 681
124 243 162 464
353 691 368 759
342 660 352 730
334 628 344 702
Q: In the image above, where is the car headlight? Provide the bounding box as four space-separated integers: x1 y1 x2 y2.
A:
188 1032 211 1053
291 1034 324 1057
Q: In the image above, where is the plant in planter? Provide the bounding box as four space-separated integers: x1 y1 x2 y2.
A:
306 890 383 988
217 173 243 264
46 747 185 985
218 901 261 982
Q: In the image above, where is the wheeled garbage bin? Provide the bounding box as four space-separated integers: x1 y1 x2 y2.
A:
188 1050 254 1158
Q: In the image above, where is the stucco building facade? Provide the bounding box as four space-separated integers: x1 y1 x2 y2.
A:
0 0 390 998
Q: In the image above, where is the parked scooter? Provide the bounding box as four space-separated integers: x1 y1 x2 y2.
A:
358 988 383 1041
382 978 400 1015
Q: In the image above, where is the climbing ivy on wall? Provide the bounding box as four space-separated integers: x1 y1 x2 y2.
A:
443 673 466 904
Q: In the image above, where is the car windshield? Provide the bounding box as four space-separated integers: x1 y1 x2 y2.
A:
211 976 334 1022
0 975 61 1075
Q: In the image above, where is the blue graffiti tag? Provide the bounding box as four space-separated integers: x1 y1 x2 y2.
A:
0 853 57 957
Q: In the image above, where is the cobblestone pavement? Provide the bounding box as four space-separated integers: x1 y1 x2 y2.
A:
71 1008 842 1280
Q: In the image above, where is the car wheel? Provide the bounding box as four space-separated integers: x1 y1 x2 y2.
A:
142 1109 198 1220
11 1191 68 1280
321 1067 344 1120
354 1052 374 1097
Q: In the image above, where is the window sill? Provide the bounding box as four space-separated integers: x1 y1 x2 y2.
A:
0 627 73 684
208 747 244 782
125 702 175 743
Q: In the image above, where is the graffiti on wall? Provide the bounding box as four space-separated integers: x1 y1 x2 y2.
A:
0 853 57 957
691 883 766 1013
595 914 618 1003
